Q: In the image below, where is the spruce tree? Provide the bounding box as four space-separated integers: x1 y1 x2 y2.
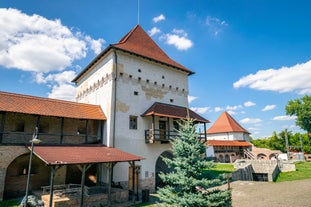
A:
157 119 231 207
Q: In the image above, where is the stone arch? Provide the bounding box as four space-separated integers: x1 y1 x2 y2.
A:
218 154 224 162
225 154 230 163
257 153 267 160
155 150 174 189
269 153 278 160
3 153 50 200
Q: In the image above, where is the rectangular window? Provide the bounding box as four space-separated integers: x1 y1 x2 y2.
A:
129 116 138 129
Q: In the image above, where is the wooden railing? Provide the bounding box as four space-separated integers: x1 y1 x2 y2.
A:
145 129 207 143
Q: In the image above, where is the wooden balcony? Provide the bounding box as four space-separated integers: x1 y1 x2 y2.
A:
144 129 207 144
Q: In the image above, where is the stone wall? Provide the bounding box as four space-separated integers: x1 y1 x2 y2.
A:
233 159 281 182
0 146 28 201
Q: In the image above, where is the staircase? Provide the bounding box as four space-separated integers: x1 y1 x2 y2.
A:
244 149 256 160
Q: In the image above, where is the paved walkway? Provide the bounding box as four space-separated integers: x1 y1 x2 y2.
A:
231 179 311 207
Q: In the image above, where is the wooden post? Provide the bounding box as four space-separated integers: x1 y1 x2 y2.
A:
60 117 64 144
85 120 89 144
49 166 56 207
0 112 6 143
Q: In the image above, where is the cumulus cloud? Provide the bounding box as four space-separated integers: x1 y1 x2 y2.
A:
160 29 193 50
153 14 165 23
262 105 276 111
205 16 228 36
35 70 77 101
188 95 197 104
272 115 297 121
190 107 210 114
0 8 104 73
214 107 224 112
226 105 242 111
244 101 256 107
148 27 161 37
233 60 311 95
240 118 262 124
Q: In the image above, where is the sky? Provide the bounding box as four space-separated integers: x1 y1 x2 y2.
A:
1 0 310 139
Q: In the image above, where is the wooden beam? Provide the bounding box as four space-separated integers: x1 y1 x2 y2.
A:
49 166 56 207
0 112 6 143
60 117 64 144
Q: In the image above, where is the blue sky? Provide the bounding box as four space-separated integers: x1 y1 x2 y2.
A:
1 0 310 138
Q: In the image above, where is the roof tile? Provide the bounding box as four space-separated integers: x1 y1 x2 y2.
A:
207 112 250 134
0 91 106 120
31 145 144 165
141 102 210 123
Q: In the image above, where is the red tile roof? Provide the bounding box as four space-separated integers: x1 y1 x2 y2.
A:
141 102 210 123
206 112 250 134
73 25 193 83
0 91 106 120
112 25 193 74
31 145 144 165
206 140 252 147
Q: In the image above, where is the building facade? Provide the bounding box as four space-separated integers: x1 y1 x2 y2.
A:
205 112 252 163
72 25 209 190
0 25 209 201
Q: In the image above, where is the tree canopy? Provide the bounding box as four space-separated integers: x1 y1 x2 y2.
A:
286 95 311 136
157 119 231 207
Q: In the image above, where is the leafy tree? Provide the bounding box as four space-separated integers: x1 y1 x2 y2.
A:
157 119 231 207
286 95 311 137
251 130 311 154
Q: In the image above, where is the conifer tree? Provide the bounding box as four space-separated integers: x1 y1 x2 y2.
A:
157 119 231 207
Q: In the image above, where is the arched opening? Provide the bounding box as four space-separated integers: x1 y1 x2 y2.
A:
155 151 174 189
3 153 50 200
257 153 267 160
225 154 230 163
218 154 224 162
269 153 278 160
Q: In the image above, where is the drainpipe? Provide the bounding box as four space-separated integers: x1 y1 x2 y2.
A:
112 50 118 148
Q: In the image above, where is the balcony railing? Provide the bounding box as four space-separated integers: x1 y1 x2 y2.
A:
144 129 178 143
145 129 207 144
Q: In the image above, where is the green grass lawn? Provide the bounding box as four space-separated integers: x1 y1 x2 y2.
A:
275 161 311 182
202 163 235 179
0 199 19 207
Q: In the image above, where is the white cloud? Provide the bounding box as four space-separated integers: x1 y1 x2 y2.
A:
188 95 197 104
0 8 104 73
35 70 77 101
244 101 256 107
85 35 105 55
240 118 262 124
190 107 210 114
48 83 76 101
226 105 242 111
272 115 297 121
233 60 311 95
205 16 228 36
214 107 224 112
153 14 165 23
227 110 237 115
160 29 193 50
262 105 276 111
148 27 161 37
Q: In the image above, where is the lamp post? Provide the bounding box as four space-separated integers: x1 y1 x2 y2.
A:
24 127 41 207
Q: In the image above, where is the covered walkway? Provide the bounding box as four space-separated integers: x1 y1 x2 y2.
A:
29 145 144 207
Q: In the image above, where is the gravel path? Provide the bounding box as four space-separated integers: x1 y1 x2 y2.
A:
231 179 311 207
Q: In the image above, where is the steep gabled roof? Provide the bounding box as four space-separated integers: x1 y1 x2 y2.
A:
0 91 106 120
73 25 193 83
112 25 193 74
141 102 210 123
206 111 250 134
